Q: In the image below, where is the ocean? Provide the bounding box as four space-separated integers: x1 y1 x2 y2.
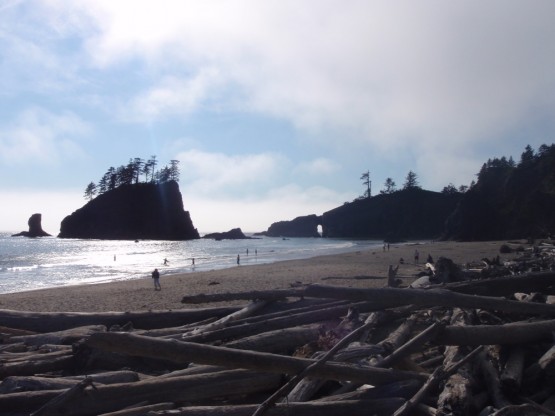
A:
0 233 382 294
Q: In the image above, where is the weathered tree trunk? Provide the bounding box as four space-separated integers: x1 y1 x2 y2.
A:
96 402 175 416
315 379 422 402
437 308 477 416
500 346 526 394
0 370 282 415
0 306 240 332
85 332 427 385
439 271 555 297
393 346 484 416
181 289 303 304
538 344 555 377
181 300 270 337
175 301 375 344
438 319 555 345
379 319 446 369
7 325 106 346
0 355 74 380
224 325 321 354
149 399 406 416
304 284 555 316
0 371 140 393
376 314 417 356
480 349 512 409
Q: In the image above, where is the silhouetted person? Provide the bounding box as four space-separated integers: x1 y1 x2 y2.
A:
237 254 240 265
152 268 161 291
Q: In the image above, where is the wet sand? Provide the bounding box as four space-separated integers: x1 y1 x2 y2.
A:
0 240 512 313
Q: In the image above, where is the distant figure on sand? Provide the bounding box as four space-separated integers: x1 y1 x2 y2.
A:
414 250 419 264
237 254 240 265
152 268 161 291
163 258 168 265
247 249 249 256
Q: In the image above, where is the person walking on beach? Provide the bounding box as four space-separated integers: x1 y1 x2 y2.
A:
237 254 240 265
414 249 420 264
152 268 161 291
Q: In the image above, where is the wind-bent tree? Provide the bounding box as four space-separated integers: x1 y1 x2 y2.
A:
147 155 158 182
169 160 180 182
360 170 371 198
86 155 181 200
132 158 144 184
403 170 420 190
381 177 397 194
84 182 97 200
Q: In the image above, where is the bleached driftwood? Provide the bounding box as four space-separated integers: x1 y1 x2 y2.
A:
0 306 240 332
0 370 281 415
304 284 555 316
85 332 427 385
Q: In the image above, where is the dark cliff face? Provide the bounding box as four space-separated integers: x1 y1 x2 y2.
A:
265 214 322 238
443 149 555 241
58 181 200 240
322 189 461 241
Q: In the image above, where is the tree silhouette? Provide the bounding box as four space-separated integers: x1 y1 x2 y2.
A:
403 170 420 190
360 170 371 198
84 182 97 200
381 177 397 194
169 160 180 182
441 183 458 194
86 155 182 200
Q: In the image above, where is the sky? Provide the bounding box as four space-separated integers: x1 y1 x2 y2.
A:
1 1 555 234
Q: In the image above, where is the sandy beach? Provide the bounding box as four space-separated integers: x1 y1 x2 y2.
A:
0 240 511 313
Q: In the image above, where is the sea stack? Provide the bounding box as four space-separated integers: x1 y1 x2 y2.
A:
58 181 200 240
12 213 52 237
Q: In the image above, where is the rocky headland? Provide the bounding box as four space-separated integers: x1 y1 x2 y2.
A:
58 181 199 240
262 144 555 241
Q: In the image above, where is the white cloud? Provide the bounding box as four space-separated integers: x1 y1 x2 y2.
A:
39 1 555 149
121 69 222 122
176 149 288 195
294 158 340 176
0 108 90 165
4 1 555 195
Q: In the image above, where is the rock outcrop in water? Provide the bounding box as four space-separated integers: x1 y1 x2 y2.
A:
11 213 52 237
203 228 251 240
58 181 200 240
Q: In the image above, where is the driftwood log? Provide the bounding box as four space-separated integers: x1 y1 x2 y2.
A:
84 332 427 385
1 248 555 415
0 307 240 332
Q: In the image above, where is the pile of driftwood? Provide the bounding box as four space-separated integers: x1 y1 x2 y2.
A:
1 244 555 415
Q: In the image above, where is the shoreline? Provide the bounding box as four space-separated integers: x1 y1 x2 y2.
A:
0 240 511 313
